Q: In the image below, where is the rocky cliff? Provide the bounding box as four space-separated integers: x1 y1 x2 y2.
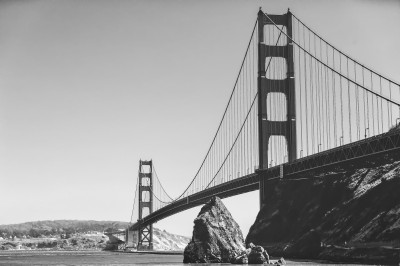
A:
246 150 400 264
184 196 245 263
153 228 190 250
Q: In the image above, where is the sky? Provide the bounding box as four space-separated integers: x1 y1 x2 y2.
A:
1 0 400 237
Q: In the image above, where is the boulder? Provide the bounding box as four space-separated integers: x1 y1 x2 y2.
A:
183 196 245 263
246 242 270 264
232 254 248 264
276 257 286 265
104 235 124 251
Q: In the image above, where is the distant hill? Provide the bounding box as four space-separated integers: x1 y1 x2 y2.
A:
0 220 190 251
0 220 130 238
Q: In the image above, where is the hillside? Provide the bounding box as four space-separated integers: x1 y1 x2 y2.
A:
0 220 189 251
0 220 129 238
246 150 400 264
153 228 190 250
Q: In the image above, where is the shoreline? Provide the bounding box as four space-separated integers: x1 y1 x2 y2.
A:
113 250 183 255
0 249 388 265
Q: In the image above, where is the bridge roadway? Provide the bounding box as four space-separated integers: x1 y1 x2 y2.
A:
129 130 400 231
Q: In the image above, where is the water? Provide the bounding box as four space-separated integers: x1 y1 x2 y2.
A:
0 251 183 265
0 250 362 265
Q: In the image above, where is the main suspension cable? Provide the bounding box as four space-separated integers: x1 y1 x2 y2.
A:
291 13 400 87
261 12 400 107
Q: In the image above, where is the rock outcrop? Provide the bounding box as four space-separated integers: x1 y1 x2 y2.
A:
246 150 400 264
231 242 271 264
232 254 248 264
152 228 190 251
247 243 270 264
183 196 245 263
231 242 284 265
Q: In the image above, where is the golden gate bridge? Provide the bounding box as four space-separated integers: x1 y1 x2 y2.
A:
110 9 400 250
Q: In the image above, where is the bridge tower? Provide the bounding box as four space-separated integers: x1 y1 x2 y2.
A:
137 160 153 250
257 9 297 207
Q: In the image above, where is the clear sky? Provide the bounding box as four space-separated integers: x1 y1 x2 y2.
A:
1 0 399 237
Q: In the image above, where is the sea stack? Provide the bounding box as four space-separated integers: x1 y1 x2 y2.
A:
183 196 245 263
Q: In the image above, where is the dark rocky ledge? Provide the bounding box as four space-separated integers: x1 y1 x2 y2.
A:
246 150 400 264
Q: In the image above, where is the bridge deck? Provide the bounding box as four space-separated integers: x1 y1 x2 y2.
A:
129 130 400 231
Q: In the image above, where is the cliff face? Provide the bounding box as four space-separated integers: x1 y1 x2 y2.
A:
246 151 400 264
184 196 245 263
153 228 190 250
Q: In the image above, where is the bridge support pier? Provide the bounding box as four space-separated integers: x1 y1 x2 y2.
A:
257 10 297 208
137 160 153 250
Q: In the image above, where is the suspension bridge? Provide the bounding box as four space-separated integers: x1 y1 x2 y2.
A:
115 9 400 250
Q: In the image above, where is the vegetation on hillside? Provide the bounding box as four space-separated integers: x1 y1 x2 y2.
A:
0 220 129 239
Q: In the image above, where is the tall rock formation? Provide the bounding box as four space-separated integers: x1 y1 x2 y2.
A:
183 196 245 263
246 150 400 264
